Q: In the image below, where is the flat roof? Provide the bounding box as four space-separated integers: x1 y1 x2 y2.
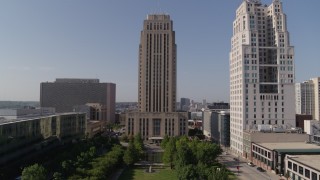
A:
256 142 320 153
287 155 320 172
0 112 85 125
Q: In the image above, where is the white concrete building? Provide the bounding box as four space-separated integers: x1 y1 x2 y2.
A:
295 81 315 116
285 155 320 180
229 0 295 156
311 77 320 120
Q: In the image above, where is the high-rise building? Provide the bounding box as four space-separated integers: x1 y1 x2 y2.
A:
230 0 295 156
126 14 187 140
311 77 320 120
138 14 176 113
295 80 314 115
40 78 116 123
295 77 320 121
180 98 190 111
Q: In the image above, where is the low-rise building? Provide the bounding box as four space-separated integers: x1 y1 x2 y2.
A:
252 142 320 175
285 155 320 180
243 130 308 160
0 112 86 165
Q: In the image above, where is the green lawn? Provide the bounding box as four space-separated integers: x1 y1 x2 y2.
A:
118 166 178 180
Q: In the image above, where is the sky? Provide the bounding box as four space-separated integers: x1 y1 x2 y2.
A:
0 0 319 103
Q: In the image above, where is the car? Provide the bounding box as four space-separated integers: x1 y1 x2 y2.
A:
247 162 254 166
233 157 238 161
256 167 264 172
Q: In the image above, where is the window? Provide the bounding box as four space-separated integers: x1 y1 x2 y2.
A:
293 163 297 172
312 172 317 180
288 161 292 169
305 169 310 178
299 166 303 175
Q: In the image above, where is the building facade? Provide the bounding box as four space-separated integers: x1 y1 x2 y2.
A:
0 112 86 165
40 78 115 123
203 110 230 147
295 81 315 116
138 14 176 113
126 112 188 140
285 155 320 180
230 0 295 156
251 142 320 175
125 14 187 140
180 98 190 111
311 77 320 120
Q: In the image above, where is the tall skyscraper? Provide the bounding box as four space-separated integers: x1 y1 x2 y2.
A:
230 0 295 156
126 14 187 140
138 14 176 113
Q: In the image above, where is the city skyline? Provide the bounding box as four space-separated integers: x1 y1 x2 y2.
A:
1 0 320 102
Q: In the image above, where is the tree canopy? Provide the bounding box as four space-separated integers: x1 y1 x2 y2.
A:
21 163 46 180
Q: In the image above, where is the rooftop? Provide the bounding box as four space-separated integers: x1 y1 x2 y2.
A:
257 142 320 153
287 155 320 172
0 112 85 125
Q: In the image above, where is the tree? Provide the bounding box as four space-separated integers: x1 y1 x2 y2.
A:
176 164 197 180
208 167 229 180
52 172 63 180
196 142 222 165
120 134 128 142
21 163 46 180
133 133 144 159
163 137 176 169
123 141 137 166
161 135 169 149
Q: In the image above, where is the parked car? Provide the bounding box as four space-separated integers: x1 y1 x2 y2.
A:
233 157 238 161
247 162 254 166
256 167 264 172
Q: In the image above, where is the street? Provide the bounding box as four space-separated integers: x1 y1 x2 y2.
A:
218 153 283 180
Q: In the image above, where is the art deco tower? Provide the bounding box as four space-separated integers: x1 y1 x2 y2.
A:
126 14 187 140
230 0 295 156
138 14 176 113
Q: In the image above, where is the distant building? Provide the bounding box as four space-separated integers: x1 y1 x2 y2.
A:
73 103 107 121
0 107 55 121
295 81 315 115
203 110 230 147
125 14 188 140
40 78 115 123
296 114 313 130
207 102 229 110
304 120 320 135
311 77 320 120
295 77 320 121
180 98 190 111
285 155 320 180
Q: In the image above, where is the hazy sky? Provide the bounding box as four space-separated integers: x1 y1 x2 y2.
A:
0 0 319 102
